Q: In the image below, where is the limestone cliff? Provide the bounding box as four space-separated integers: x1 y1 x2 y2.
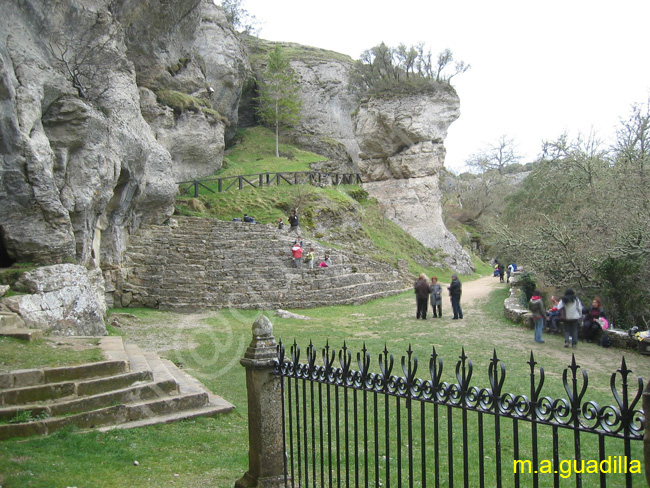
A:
243 38 473 273
241 37 361 165
354 90 474 274
0 0 248 269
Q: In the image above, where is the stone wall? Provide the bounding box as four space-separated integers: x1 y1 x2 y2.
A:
110 216 411 310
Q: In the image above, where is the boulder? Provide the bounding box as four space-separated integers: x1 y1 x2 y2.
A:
2 264 107 336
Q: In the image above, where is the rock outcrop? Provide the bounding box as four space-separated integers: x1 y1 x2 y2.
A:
242 38 360 164
243 40 472 272
0 0 248 269
2 264 107 336
353 90 474 274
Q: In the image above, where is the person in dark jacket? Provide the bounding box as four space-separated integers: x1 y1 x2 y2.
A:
288 210 300 235
448 274 463 319
583 296 606 343
414 274 431 319
529 289 546 343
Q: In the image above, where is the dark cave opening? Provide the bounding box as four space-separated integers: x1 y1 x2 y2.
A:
0 228 16 268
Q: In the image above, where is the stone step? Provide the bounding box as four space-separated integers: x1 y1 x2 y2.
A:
0 328 41 341
0 310 26 329
0 336 233 440
0 360 129 390
0 391 214 441
0 375 178 422
0 369 153 406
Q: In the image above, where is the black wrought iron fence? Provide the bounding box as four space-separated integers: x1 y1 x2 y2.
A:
178 171 362 197
275 341 646 488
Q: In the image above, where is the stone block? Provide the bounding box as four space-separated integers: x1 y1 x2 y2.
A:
12 369 44 388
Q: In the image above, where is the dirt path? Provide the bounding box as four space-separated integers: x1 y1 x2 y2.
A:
460 274 501 304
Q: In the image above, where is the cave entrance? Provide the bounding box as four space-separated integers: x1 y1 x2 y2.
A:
0 227 16 268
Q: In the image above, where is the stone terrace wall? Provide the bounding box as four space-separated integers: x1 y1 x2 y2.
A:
110 216 410 310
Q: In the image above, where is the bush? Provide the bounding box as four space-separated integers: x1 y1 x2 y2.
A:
517 272 537 305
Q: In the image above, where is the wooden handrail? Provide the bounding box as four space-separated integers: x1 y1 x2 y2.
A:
177 171 362 196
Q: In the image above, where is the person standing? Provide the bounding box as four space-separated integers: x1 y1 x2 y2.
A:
498 263 505 283
429 276 443 318
414 274 430 319
288 210 300 235
557 288 582 348
291 241 303 268
304 247 315 269
448 274 463 319
529 289 546 343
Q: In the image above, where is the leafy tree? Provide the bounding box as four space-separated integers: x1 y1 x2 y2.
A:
349 42 469 97
255 45 302 157
221 0 258 34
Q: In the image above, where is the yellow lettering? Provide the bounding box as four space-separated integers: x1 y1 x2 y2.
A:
630 460 641 474
539 460 552 474
585 460 598 474
573 460 585 474
513 460 531 474
599 457 611 473
560 460 572 478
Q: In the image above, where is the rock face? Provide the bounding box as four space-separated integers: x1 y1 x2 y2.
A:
353 90 474 274
242 38 360 164
243 40 471 271
2 264 107 336
0 0 248 269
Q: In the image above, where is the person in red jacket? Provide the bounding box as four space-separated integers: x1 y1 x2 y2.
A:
291 242 303 268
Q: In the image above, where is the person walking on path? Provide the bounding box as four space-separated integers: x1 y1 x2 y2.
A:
429 276 443 318
529 289 546 343
448 274 463 319
291 241 303 268
557 288 583 348
414 274 431 319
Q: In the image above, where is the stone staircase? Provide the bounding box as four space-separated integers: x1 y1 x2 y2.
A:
0 336 233 440
113 216 411 310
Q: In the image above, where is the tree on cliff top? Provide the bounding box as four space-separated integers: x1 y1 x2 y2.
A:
255 45 302 158
349 42 469 97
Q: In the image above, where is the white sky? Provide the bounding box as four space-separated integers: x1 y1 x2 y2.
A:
241 0 650 172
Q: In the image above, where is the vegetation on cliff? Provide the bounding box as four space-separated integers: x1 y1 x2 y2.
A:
174 126 482 277
349 42 469 99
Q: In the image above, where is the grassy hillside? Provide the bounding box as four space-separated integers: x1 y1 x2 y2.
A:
174 126 489 279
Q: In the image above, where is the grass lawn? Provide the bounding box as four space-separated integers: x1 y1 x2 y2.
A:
0 279 647 487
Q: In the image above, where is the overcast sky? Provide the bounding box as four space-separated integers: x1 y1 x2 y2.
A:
240 0 650 172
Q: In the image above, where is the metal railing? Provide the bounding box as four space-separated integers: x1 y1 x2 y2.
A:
275 341 645 488
178 171 362 197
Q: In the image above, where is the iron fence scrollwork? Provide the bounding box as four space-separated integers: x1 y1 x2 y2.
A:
275 340 645 488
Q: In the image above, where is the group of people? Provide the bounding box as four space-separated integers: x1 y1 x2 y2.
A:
493 260 516 283
291 240 331 269
414 274 463 320
529 288 608 348
285 210 332 269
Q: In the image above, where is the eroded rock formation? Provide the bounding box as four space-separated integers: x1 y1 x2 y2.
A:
353 90 474 274
0 0 248 268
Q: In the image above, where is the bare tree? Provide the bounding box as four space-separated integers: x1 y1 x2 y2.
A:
466 135 522 175
47 11 123 102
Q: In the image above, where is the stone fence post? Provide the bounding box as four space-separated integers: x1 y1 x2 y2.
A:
235 315 285 488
